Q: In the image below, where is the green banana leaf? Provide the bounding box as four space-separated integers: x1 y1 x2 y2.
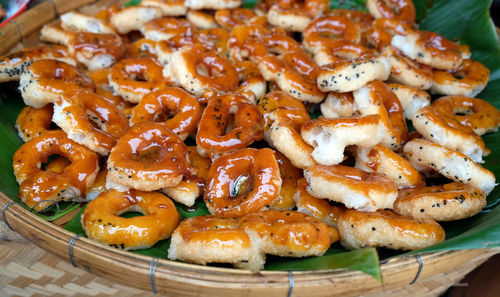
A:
1 0 500 283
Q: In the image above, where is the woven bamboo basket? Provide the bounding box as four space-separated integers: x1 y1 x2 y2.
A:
0 0 499 296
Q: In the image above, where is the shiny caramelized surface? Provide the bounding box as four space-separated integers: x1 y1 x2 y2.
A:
16 105 54 141
370 0 416 24
270 0 330 18
417 31 467 65
272 152 302 209
304 15 362 46
205 148 281 218
177 215 251 248
0 45 70 68
215 8 266 29
432 59 490 92
256 91 309 132
82 189 179 249
68 31 125 60
397 182 485 203
302 114 381 131
13 131 99 210
239 210 338 252
366 18 412 49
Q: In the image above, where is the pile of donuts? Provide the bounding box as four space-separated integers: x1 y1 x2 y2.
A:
4 0 500 271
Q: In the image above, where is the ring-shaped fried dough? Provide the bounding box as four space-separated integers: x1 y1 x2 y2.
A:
338 209 445 250
388 83 430 120
355 144 425 189
52 92 129 156
130 87 202 140
168 215 264 271
432 96 500 136
301 115 384 166
365 18 412 50
140 0 187 16
82 190 179 250
60 11 116 34
303 16 362 52
304 165 398 212
266 0 330 32
140 17 194 41
215 8 266 29
431 59 490 98
310 39 374 67
13 131 99 211
109 57 167 103
271 152 302 210
403 139 496 195
19 60 94 108
320 92 358 118
15 105 54 142
394 183 486 221
412 106 486 163
381 46 433 90
196 93 263 158
184 0 242 10
239 210 338 257
109 6 163 34
366 0 416 24
186 10 218 29
106 122 191 192
204 148 282 218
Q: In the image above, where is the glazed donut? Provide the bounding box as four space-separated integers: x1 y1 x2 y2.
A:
403 138 496 194
365 18 412 50
394 183 487 221
52 92 129 156
140 18 194 41
388 83 430 120
13 131 99 211
193 28 230 56
161 146 211 206
155 35 195 65
196 93 263 158
60 11 116 34
106 122 192 192
184 0 242 10
294 178 344 227
353 80 408 150
258 51 326 103
204 148 282 218
392 30 470 70
186 10 218 29
271 152 302 210
355 144 425 189
239 210 338 257
301 115 384 166
167 45 238 96
19 60 94 108
215 8 266 29
88 69 135 114
431 59 490 97
303 16 362 52
40 24 125 70
140 0 187 16
320 92 358 118
337 209 445 250
130 87 202 140
168 215 264 271
432 96 500 136
0 46 74 82
304 165 398 212
82 190 179 250
366 0 416 24
327 9 374 34
236 61 267 100
381 46 433 90
317 56 391 93
109 57 167 103
15 105 54 142
109 6 163 34
309 39 374 67
267 0 330 32
126 38 159 59
228 25 301 63
412 106 486 163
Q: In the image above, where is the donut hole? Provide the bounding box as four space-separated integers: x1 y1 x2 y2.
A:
86 110 107 130
453 107 474 116
131 145 163 163
128 71 149 83
231 175 252 198
117 205 146 218
42 155 71 173
153 109 176 122
452 71 466 80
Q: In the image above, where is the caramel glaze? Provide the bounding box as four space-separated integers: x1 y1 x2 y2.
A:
196 93 263 158
366 18 412 50
366 80 408 147
204 148 282 218
59 91 129 153
13 131 99 211
142 17 194 39
108 122 192 184
181 45 239 92
68 31 125 62
215 8 267 30
327 9 374 33
362 144 425 187
272 152 302 209
193 28 230 56
257 91 310 132
417 31 468 67
432 96 500 136
341 209 445 243
109 57 167 101
126 38 158 59
260 51 325 99
130 87 202 139
88 69 135 112
432 59 490 93
316 39 374 63
295 178 345 227
270 0 330 19
302 113 381 131
16 105 54 141
82 189 179 250
370 0 416 24
238 210 338 253
307 164 398 198
304 15 362 48
28 60 94 96
177 215 251 248
397 182 485 204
